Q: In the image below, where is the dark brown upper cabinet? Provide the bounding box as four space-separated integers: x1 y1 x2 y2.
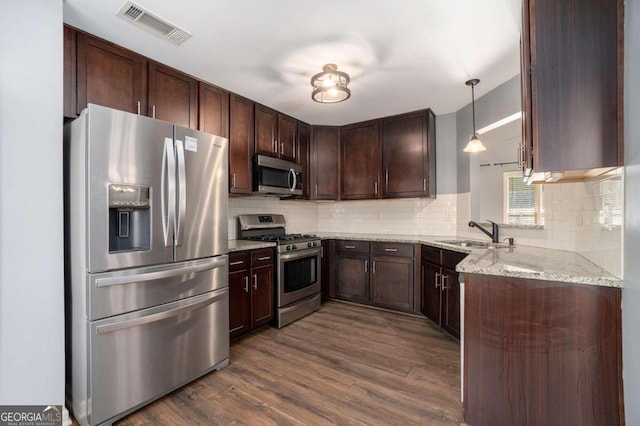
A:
229 94 255 195
381 109 436 198
310 126 340 200
148 61 198 129
76 31 147 117
255 104 297 161
63 26 77 119
296 121 311 199
340 120 381 200
522 0 623 177
198 82 229 138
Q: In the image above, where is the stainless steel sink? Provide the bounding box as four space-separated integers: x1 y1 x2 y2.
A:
437 239 508 249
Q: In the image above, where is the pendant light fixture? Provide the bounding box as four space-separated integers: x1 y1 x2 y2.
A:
463 78 487 153
311 64 351 103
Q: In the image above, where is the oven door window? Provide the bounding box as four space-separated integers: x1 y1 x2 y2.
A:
283 254 317 293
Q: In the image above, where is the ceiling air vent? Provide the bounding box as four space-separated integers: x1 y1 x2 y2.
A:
116 1 192 45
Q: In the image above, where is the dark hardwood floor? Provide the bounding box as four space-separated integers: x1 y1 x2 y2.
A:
116 301 462 425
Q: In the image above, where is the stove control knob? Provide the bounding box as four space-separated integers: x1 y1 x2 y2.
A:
286 245 292 251
308 242 315 248
292 244 297 250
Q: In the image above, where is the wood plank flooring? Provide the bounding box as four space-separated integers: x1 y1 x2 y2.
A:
116 301 462 425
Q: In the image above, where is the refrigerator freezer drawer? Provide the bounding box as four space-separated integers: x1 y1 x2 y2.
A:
88 256 228 321
86 287 229 426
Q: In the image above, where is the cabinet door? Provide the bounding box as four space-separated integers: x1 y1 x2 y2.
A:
382 110 434 198
371 256 414 312
297 121 311 199
148 62 197 129
441 267 460 338
421 261 442 325
524 0 622 173
229 271 251 339
76 32 147 115
198 82 229 138
321 239 334 302
335 254 370 304
278 114 297 161
255 104 278 157
63 26 77 118
251 264 274 328
310 126 339 200
229 94 254 194
341 120 380 199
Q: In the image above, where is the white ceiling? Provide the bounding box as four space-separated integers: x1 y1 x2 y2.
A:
63 0 522 126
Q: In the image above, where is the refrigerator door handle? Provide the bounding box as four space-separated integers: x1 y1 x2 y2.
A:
162 137 176 247
95 288 227 334
175 139 186 247
94 256 228 288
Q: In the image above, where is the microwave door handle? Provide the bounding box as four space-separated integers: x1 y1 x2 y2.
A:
162 137 176 247
289 168 297 192
175 139 186 246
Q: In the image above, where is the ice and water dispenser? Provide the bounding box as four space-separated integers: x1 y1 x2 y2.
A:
108 184 151 253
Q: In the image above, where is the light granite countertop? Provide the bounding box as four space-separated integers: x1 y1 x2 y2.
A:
228 240 276 252
317 232 622 288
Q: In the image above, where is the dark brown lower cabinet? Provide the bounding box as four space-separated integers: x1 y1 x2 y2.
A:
463 274 624 426
228 249 274 339
421 245 467 338
334 240 418 313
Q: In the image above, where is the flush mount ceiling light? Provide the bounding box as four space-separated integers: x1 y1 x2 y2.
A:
463 78 487 153
311 64 351 103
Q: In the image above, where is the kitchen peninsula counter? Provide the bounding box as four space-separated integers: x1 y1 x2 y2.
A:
318 233 621 288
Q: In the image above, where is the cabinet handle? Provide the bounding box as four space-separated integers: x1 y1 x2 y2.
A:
315 184 318 196
274 139 278 154
230 260 244 266
137 101 141 115
423 178 426 192
152 105 156 119
435 272 441 288
384 248 398 252
385 167 389 190
232 173 236 188
442 274 448 290
345 245 356 249
373 260 376 274
365 260 368 273
374 182 378 194
244 276 249 293
281 142 284 155
257 256 271 261
253 273 258 290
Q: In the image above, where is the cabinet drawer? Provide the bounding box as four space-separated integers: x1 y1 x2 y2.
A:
421 245 441 264
372 242 414 257
442 250 467 270
251 249 274 267
336 240 370 254
229 251 250 272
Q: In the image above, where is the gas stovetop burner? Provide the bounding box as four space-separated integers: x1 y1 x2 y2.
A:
248 233 318 244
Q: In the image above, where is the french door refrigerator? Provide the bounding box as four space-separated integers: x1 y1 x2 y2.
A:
64 104 229 426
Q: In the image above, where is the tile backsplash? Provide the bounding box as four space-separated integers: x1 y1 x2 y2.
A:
228 170 623 278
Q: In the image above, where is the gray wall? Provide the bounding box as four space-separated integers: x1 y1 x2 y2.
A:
0 1 64 404
435 113 458 194
456 76 521 195
623 0 640 423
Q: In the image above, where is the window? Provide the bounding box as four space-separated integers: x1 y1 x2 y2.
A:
503 172 544 225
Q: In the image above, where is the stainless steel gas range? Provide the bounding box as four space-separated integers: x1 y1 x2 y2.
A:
238 214 321 328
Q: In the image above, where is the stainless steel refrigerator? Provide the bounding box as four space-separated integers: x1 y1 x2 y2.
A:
64 104 229 426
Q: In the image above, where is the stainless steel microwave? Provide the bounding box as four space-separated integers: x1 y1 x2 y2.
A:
253 154 303 196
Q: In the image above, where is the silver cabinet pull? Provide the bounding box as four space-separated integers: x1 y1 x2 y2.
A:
384 248 398 252
385 167 389 190
315 184 318 196
435 272 441 288
442 274 448 290
232 173 236 188
257 256 271 261
423 178 426 192
345 245 356 249
374 181 378 194
253 273 258 290
281 142 284 155
274 139 278 153
137 101 141 115
365 260 368 273
152 105 156 119
373 260 376 274
229 260 244 266
244 276 249 292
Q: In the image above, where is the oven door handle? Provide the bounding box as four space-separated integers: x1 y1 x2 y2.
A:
279 247 322 261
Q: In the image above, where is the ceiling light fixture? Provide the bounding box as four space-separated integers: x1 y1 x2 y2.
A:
463 78 487 153
311 64 351 103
